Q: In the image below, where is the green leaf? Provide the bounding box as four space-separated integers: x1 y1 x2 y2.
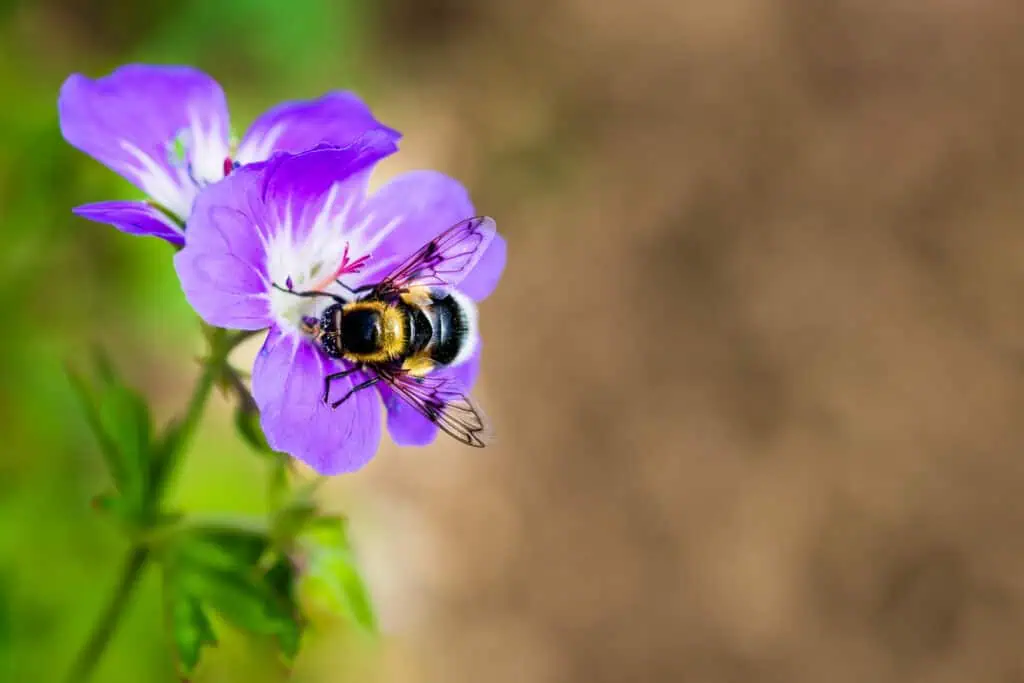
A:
163 520 304 665
300 517 377 632
271 500 318 548
179 565 293 635
234 402 274 455
96 375 152 497
67 368 124 486
67 354 155 514
305 515 352 550
148 418 184 497
172 523 272 575
169 593 217 675
265 556 302 661
89 492 135 522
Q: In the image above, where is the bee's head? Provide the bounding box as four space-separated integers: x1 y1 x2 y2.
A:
316 303 385 359
317 304 345 358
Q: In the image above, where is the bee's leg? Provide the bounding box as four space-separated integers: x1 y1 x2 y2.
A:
272 282 347 304
330 376 381 409
322 367 362 405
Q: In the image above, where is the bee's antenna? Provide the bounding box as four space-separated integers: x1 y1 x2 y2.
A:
336 280 376 297
271 282 347 304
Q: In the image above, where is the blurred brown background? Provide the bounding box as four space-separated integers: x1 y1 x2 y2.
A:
347 1 1024 681
7 0 1024 681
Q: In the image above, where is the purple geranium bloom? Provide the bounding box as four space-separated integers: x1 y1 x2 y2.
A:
58 63 400 246
174 139 506 474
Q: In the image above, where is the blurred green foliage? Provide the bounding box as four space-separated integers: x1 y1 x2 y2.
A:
0 0 388 680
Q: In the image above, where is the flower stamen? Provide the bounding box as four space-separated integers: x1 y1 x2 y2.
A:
309 242 371 292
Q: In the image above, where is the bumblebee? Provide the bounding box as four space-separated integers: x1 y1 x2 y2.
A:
274 216 496 447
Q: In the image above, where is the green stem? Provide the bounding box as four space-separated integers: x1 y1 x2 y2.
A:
296 474 328 499
159 327 232 487
268 455 290 511
64 547 149 683
64 326 251 683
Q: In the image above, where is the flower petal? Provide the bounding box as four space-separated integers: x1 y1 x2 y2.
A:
378 348 482 447
176 140 398 335
261 137 400 245
346 170 507 300
252 327 382 474
174 163 272 330
236 91 401 165
58 64 231 219
458 231 507 302
72 200 185 245
261 137 399 216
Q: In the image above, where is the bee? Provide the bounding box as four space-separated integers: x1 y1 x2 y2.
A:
273 216 497 447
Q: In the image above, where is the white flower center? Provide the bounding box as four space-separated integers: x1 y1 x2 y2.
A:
264 182 408 338
119 104 233 220
266 185 366 335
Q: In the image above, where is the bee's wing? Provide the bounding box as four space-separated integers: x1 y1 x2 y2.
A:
375 366 493 448
370 216 497 299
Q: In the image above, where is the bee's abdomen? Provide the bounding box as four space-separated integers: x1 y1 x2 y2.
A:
406 306 433 354
431 295 471 366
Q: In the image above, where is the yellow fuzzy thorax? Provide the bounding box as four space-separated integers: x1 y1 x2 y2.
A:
340 301 408 364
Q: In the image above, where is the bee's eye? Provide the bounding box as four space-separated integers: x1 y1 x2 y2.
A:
319 331 343 358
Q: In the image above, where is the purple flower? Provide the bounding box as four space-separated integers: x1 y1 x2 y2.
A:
58 64 400 246
174 141 506 474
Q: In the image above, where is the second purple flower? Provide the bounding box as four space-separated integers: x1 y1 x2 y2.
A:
58 64 400 245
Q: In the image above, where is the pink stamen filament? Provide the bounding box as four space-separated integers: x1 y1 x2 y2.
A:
309 242 371 292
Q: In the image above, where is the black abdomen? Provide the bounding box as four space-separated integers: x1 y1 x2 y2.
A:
402 295 471 367
431 295 469 365
406 306 433 354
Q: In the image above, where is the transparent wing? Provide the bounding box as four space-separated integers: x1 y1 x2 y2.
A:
371 216 497 299
375 366 493 448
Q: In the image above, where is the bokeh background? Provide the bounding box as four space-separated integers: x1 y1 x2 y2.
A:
6 0 1024 681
